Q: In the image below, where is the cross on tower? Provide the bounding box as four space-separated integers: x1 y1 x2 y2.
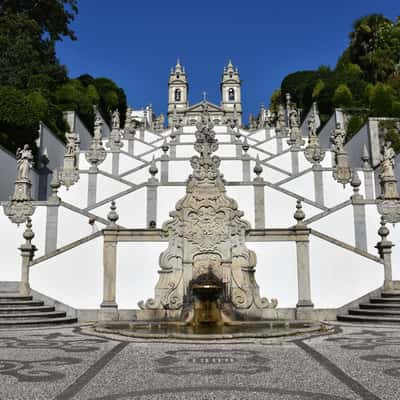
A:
203 91 207 101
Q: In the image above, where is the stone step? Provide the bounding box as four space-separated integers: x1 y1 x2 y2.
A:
360 303 400 310
0 295 33 301
349 308 400 317
0 316 77 327
0 300 44 307
370 297 400 304
0 305 55 314
338 314 400 323
0 311 66 320
381 291 400 298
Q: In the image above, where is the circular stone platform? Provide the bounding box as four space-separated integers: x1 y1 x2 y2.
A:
94 320 330 340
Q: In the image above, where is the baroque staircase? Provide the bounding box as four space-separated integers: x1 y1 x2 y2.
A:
0 294 77 327
338 290 400 323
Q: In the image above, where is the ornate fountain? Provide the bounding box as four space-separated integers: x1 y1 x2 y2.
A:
138 103 277 326
95 104 324 338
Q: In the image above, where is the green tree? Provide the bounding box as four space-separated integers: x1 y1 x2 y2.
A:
0 0 78 42
332 84 353 108
0 13 67 89
269 89 281 112
369 83 393 116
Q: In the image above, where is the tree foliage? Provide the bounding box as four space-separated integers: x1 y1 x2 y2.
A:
0 1 127 154
274 13 400 140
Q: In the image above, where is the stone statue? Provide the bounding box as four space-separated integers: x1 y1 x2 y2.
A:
112 109 120 129
380 141 396 179
4 144 35 223
94 114 103 140
277 105 286 130
16 145 34 181
308 113 317 138
289 109 298 129
331 123 352 186
377 140 400 222
65 131 77 156
332 123 345 153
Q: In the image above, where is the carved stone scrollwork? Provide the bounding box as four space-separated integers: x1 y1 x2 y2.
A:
139 104 277 311
3 145 35 224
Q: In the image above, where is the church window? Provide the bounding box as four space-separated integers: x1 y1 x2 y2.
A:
228 88 235 101
175 88 181 102
229 72 233 78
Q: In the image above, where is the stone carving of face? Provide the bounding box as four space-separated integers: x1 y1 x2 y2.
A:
192 253 222 279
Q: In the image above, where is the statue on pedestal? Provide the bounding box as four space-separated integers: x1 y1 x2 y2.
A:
3 144 35 224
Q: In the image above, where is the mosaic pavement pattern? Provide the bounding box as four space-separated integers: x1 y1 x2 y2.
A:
0 324 399 399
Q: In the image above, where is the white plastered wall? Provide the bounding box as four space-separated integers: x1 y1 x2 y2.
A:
30 237 103 309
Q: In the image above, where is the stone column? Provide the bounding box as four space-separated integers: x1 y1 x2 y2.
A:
313 163 324 206
19 218 37 296
100 202 119 320
242 138 251 181
376 217 394 291
147 157 159 227
38 156 51 200
362 146 374 200
291 148 300 174
45 172 61 253
87 165 98 207
351 171 368 251
293 201 313 310
160 139 169 184
276 135 283 154
253 156 265 228
128 139 135 155
112 152 120 175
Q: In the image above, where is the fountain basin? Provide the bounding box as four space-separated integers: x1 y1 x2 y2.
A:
94 320 328 340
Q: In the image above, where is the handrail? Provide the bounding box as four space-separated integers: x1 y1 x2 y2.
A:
310 228 382 264
31 230 103 266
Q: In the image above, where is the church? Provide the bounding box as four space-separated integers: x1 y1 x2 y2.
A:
166 59 243 127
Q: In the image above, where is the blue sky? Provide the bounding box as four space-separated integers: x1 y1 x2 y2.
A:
57 1 399 119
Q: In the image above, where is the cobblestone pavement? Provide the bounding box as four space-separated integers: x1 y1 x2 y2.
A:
0 323 399 399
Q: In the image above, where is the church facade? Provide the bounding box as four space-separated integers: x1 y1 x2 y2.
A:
167 60 243 127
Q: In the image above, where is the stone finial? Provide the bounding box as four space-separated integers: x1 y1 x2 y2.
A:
235 127 241 141
378 216 389 242
361 145 371 169
253 155 263 180
242 136 249 153
23 217 35 245
149 155 158 179
161 138 169 154
170 127 177 141
350 169 362 199
107 201 119 227
49 170 61 202
294 200 306 226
